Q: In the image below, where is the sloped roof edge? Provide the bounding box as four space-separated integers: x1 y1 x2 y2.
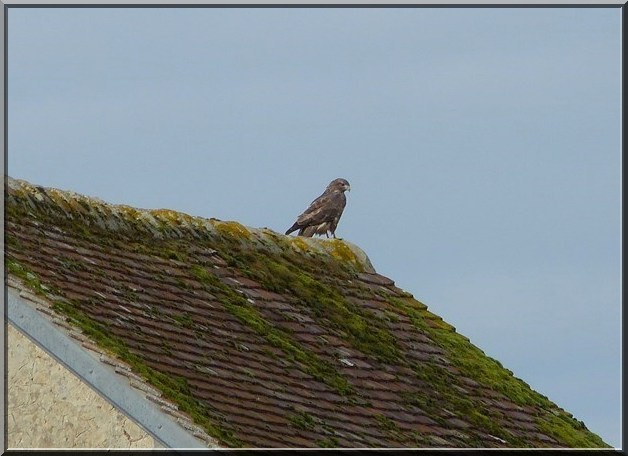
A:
7 281 218 449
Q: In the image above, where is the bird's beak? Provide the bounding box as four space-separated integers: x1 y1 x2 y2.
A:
346 185 351 192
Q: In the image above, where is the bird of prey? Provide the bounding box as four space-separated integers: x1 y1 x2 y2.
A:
285 178 351 238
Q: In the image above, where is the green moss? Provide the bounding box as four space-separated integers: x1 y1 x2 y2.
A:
188 263 353 396
214 246 402 364
388 294 608 448
5 232 23 249
7 258 26 277
124 288 141 303
7 259 241 447
374 413 401 432
7 259 55 296
164 248 188 261
407 431 430 446
387 296 541 407
173 312 194 328
226 299 352 396
58 257 87 272
400 359 521 446
48 293 243 447
537 412 610 448
262 347 279 360
316 436 339 448
288 411 318 430
190 264 223 288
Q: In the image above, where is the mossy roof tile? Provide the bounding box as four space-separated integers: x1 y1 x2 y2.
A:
5 177 609 449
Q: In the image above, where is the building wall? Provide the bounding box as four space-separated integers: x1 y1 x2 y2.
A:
7 324 160 449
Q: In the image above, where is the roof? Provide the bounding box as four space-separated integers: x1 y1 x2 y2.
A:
7 281 218 449
4 176 609 449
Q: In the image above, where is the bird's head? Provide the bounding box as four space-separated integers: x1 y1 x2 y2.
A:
328 178 351 193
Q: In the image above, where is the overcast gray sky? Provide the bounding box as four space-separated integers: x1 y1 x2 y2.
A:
7 6 621 447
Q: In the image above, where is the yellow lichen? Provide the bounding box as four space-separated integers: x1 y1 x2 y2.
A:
214 221 251 239
45 189 64 203
117 205 142 220
151 208 194 225
45 190 75 213
67 197 91 213
328 239 359 264
290 236 312 252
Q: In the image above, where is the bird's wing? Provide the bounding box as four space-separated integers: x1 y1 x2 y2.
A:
296 192 345 227
300 223 328 237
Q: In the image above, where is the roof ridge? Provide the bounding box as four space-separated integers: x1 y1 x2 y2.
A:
5 176 375 273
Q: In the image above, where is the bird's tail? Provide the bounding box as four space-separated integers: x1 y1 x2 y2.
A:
285 223 300 235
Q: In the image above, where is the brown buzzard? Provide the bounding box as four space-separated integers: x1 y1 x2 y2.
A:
285 178 350 238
